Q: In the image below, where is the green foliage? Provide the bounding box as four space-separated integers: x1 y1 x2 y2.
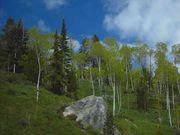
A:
0 17 28 72
49 29 66 95
0 71 28 85
67 66 78 99
19 48 38 83
136 65 149 111
49 19 77 96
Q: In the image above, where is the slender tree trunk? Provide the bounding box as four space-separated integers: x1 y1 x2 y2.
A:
166 83 168 110
149 54 152 92
90 67 95 95
172 84 175 110
166 82 172 127
125 62 129 93
97 57 101 93
13 51 16 73
118 83 122 114
157 82 162 124
128 63 134 92
112 73 116 117
116 84 120 113
177 80 180 95
36 49 41 102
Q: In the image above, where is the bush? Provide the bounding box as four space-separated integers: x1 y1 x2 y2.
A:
0 71 28 84
6 89 16 95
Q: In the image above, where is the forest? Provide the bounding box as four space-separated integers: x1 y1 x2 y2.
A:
0 17 180 135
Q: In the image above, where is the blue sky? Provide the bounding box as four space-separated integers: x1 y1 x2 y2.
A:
0 0 119 42
1 0 180 47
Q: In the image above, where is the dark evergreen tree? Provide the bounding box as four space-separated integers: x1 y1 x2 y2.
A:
60 18 69 72
0 17 16 72
14 19 27 73
0 17 28 73
49 29 66 95
60 18 75 92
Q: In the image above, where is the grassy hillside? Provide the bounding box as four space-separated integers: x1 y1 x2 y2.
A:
0 73 175 135
77 80 174 135
0 73 100 135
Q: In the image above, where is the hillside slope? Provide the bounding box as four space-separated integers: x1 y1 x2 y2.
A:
0 76 100 135
0 73 175 135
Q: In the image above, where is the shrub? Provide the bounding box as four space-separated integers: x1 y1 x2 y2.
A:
0 71 28 84
6 89 16 95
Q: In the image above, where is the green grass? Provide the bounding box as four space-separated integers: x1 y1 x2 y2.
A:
77 80 175 135
0 74 176 135
116 109 173 135
0 80 100 135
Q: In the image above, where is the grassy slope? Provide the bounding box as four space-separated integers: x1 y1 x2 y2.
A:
0 75 174 135
0 80 100 135
77 80 174 135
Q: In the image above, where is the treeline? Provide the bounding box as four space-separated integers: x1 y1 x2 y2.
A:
76 36 180 128
0 17 180 129
0 17 78 100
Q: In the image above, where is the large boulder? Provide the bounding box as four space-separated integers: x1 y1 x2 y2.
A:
63 95 106 133
63 95 121 135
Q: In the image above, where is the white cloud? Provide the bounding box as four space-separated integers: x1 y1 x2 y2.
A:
68 39 81 52
103 0 129 13
43 0 66 10
103 0 180 45
37 20 50 32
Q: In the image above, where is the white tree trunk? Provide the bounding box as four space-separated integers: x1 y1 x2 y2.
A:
117 83 122 113
166 83 172 127
97 58 101 92
112 73 116 117
36 50 41 102
13 52 16 73
165 83 169 110
125 62 129 93
127 63 134 92
117 84 120 112
177 80 180 95
90 67 95 95
172 85 175 110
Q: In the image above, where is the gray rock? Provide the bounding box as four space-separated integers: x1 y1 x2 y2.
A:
63 95 106 133
63 95 121 135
